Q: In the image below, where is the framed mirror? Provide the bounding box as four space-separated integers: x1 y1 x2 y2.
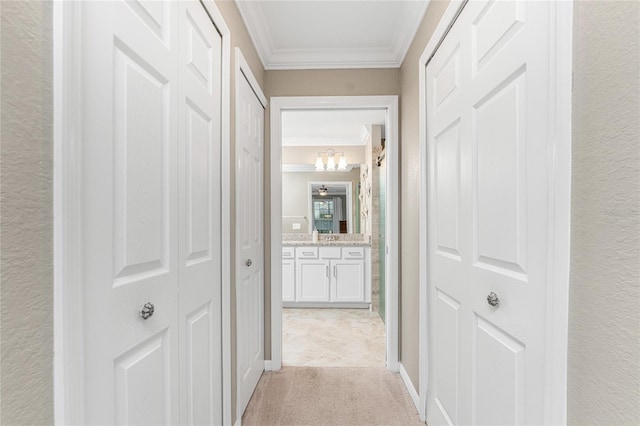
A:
308 182 353 233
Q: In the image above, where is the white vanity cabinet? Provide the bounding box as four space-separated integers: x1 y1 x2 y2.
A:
283 245 370 308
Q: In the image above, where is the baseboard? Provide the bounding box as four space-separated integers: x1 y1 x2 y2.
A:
264 360 273 371
399 362 420 412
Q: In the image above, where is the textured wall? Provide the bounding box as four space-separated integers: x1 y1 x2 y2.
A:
398 0 450 390
568 1 640 424
0 1 54 424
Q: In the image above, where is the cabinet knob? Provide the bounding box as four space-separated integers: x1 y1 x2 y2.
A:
246 259 253 267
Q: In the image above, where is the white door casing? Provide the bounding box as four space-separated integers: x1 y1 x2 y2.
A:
269 96 400 372
68 0 225 424
422 1 572 425
235 48 267 416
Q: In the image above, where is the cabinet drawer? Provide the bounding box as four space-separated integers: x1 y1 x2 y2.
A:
319 246 341 259
282 246 295 259
296 247 318 259
342 247 365 259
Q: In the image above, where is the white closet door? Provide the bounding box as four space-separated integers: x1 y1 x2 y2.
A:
426 1 553 425
178 1 223 425
236 71 265 414
80 1 223 424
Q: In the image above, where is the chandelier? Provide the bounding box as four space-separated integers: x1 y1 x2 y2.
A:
315 149 347 172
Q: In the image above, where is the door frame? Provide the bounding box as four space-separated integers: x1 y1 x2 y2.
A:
307 181 353 234
417 0 573 423
52 2 233 424
269 95 400 372
234 47 268 422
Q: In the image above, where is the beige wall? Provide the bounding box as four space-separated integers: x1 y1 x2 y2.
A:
398 0 450 390
213 0 265 422
0 1 54 424
568 1 640 424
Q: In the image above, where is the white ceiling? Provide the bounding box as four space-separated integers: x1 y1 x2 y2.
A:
235 0 430 69
282 109 386 146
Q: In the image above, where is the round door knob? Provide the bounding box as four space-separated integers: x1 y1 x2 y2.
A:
246 259 252 267
140 302 155 320
487 292 500 307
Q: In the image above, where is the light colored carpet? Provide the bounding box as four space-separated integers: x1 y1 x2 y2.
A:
283 308 386 367
242 367 423 426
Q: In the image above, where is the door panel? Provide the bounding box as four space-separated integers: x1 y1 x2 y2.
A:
297 261 330 302
178 1 223 424
236 70 265 414
426 1 552 425
114 330 171 425
82 1 180 423
81 1 223 424
282 259 295 302
332 261 365 302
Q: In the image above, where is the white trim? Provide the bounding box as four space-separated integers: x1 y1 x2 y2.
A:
54 1 233 424
399 363 420 413
543 2 573 423
417 1 572 424
234 0 428 70
307 181 353 234
234 47 267 424
53 1 85 423
264 360 273 372
270 96 399 373
201 2 233 425
235 47 267 108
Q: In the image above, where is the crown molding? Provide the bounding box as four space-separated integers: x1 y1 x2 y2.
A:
234 0 429 70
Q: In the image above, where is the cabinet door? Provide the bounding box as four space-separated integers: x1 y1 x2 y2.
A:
332 260 365 302
282 259 295 302
296 260 330 302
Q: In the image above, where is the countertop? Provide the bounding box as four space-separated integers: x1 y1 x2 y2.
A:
283 240 371 247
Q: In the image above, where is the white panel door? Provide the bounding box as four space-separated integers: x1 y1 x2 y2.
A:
296 260 331 302
80 1 224 424
81 1 180 423
331 260 365 302
426 1 553 425
236 72 265 414
178 1 223 425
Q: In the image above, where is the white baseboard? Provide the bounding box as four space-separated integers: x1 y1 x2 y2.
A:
399 362 420 412
264 360 273 371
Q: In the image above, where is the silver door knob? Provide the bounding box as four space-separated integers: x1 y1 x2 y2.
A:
487 292 499 307
140 302 155 320
246 259 252 267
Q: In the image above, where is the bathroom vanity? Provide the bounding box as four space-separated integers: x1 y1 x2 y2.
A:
282 237 371 308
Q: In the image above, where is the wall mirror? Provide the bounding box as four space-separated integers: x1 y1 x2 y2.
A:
308 182 353 233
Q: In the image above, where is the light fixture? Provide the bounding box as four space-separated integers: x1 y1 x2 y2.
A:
318 185 328 196
314 149 347 171
338 154 347 170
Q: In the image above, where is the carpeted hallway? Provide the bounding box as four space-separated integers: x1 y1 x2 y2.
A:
242 366 423 426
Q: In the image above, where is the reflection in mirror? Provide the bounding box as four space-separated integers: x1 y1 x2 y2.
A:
281 169 360 234
309 182 352 233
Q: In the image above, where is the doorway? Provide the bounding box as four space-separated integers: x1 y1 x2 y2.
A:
270 96 399 372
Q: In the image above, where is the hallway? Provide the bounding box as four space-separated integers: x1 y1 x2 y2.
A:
242 367 422 426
